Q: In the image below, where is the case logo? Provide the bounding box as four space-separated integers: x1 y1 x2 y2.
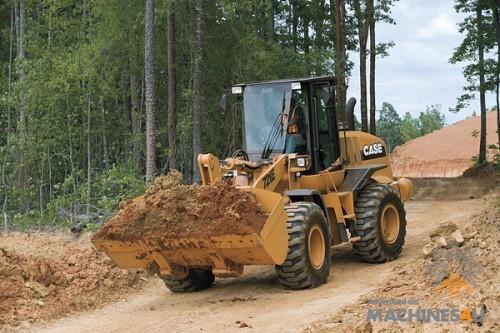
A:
361 143 386 160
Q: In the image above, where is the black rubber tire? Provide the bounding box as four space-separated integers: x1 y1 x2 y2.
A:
162 268 215 292
353 183 407 263
275 202 331 289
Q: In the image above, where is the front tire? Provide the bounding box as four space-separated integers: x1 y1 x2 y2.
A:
275 202 331 289
162 268 215 292
353 184 407 263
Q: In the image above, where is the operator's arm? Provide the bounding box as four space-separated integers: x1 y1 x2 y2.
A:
288 105 304 126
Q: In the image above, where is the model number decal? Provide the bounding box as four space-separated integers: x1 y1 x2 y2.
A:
263 170 276 188
361 143 386 160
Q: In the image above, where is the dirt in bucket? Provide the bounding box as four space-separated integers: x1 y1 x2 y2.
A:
92 170 269 241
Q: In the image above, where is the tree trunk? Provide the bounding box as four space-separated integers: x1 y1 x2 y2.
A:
48 8 52 48
47 146 52 201
354 0 369 132
36 0 41 24
38 153 44 220
86 93 92 213
314 0 326 48
145 0 157 183
369 0 376 135
493 2 500 146
288 1 293 46
121 72 132 162
301 1 310 54
3 1 15 231
192 0 204 183
167 3 177 170
8 1 14 137
292 1 298 50
477 4 487 164
333 0 347 113
304 11 310 54
18 0 26 143
130 72 142 169
66 94 77 205
101 101 110 170
14 0 19 55
268 0 275 42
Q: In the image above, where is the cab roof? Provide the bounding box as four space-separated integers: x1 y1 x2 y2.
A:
233 76 336 87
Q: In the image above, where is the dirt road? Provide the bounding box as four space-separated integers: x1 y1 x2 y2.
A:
33 194 486 333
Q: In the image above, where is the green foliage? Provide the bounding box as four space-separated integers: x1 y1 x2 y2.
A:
92 166 146 212
419 105 446 136
1 0 346 229
488 143 500 169
400 112 421 142
376 102 403 152
377 103 446 151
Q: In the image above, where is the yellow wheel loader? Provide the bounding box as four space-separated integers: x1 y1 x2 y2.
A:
92 76 413 292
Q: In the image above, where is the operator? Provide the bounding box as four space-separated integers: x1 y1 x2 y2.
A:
285 97 306 153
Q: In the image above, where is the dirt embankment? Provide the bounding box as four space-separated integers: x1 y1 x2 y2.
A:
391 111 497 178
0 233 146 331
306 190 500 333
410 176 496 201
92 170 268 241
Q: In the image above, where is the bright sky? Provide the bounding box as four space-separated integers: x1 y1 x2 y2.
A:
347 0 496 125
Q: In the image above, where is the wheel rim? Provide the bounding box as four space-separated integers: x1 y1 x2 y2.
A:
380 203 400 245
308 225 326 269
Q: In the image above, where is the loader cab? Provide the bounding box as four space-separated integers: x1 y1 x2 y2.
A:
228 76 340 173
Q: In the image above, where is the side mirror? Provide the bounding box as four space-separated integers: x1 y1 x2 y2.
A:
346 97 357 130
219 94 227 113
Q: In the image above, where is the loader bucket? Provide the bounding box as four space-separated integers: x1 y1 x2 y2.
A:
92 188 289 277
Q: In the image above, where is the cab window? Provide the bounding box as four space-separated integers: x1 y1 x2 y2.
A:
314 84 338 170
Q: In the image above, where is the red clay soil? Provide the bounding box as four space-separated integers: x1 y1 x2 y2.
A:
92 170 268 241
0 233 145 329
391 111 497 177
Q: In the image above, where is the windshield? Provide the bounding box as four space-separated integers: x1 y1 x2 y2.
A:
242 83 292 160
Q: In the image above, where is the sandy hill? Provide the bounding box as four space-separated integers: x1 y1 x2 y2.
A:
391 111 498 177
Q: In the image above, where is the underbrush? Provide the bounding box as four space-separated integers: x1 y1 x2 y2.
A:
4 166 145 231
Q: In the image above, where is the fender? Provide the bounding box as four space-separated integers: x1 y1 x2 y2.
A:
285 189 348 243
285 189 328 220
338 164 388 196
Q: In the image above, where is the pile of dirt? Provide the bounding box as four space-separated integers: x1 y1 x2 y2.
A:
391 111 497 177
306 190 500 333
93 170 268 241
0 233 146 330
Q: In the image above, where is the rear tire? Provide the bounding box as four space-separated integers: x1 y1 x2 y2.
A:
353 184 406 263
162 268 215 292
275 202 331 289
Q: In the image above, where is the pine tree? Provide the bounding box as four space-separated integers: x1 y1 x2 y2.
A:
450 0 496 164
145 0 157 183
167 1 177 170
192 0 204 183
